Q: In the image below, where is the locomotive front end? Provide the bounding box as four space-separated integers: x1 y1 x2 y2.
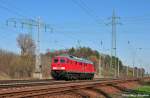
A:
51 56 67 80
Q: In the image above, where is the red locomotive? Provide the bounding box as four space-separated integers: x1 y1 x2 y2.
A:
51 55 95 80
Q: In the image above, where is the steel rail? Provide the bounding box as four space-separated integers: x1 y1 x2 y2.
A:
0 78 116 89
0 78 140 97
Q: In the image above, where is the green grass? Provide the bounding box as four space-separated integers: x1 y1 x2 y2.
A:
125 85 150 98
137 86 150 93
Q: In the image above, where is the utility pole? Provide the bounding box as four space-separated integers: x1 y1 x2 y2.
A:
127 41 136 77
136 68 139 78
117 58 120 77
107 9 121 78
99 41 103 78
77 40 81 48
34 17 42 79
133 55 135 77
33 17 53 79
126 65 129 77
139 67 142 78
127 41 130 77
138 48 142 78
134 48 142 78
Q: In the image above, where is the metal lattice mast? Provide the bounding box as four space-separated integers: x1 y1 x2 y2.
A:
35 17 41 74
34 17 53 79
107 9 121 78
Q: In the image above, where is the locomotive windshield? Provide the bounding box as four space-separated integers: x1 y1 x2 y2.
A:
54 59 58 63
60 59 65 63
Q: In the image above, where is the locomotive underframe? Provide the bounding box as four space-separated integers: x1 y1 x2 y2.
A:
51 70 94 80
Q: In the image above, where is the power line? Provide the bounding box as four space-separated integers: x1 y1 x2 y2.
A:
0 4 25 18
71 0 105 25
79 0 105 23
0 0 28 18
123 21 150 25
0 0 23 13
121 15 150 25
0 0 24 13
122 15 150 20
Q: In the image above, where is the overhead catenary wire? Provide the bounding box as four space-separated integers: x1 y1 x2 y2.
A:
71 0 106 25
78 0 106 23
0 2 26 18
121 15 150 25
0 0 26 14
122 14 150 20
0 0 27 18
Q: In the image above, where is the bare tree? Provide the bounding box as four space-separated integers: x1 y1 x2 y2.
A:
17 34 35 56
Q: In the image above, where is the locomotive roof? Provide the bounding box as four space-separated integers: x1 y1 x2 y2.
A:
56 55 93 64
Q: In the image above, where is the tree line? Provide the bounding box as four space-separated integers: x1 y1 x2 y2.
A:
0 33 145 79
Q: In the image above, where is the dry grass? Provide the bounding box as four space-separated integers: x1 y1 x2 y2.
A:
0 71 11 80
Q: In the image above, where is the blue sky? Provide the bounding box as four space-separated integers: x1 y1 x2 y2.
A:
0 0 150 73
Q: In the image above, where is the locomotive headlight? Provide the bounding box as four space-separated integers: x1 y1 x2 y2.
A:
52 67 57 70
52 67 65 70
61 67 65 70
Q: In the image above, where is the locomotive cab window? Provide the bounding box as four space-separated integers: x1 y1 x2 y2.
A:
54 59 58 63
60 59 65 63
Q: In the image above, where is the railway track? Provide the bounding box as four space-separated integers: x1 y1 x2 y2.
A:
0 79 62 88
0 78 147 98
0 78 115 89
0 79 56 84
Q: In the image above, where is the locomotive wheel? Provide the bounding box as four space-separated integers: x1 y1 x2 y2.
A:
51 70 66 80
